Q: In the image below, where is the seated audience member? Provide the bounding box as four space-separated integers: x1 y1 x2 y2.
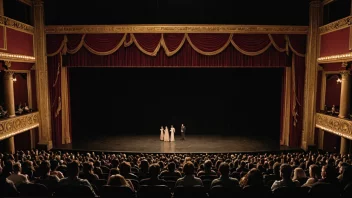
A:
50 160 64 179
175 161 203 187
21 160 35 181
211 162 239 188
341 165 352 189
317 165 339 185
338 162 349 182
303 164 320 187
109 168 120 179
7 162 29 187
197 160 217 177
107 174 134 191
138 160 149 180
80 162 99 183
264 162 281 183
93 161 104 179
160 162 182 178
292 167 308 186
119 161 138 180
0 163 19 197
35 160 60 193
140 163 167 186
271 164 300 191
236 161 249 173
59 160 97 197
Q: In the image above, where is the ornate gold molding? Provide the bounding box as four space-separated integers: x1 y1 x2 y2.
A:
0 52 35 63
315 113 352 140
317 52 352 63
0 112 39 141
0 16 34 34
18 0 32 6
319 16 352 35
322 0 335 6
45 24 308 34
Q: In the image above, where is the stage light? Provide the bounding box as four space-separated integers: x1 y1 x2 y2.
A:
337 78 342 84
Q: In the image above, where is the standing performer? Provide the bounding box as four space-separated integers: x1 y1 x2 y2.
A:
160 126 164 141
170 125 175 142
164 126 169 142
181 124 186 140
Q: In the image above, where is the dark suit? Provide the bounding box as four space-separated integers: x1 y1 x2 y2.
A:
181 126 186 140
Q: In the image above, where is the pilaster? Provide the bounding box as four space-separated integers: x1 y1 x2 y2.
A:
3 70 15 154
302 0 321 150
0 0 3 16
33 0 52 150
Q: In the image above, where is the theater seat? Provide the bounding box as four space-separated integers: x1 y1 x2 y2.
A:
173 186 207 198
17 183 51 197
138 185 171 198
100 185 135 198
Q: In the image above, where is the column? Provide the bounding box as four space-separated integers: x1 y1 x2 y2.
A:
33 0 52 150
339 69 351 154
302 0 321 150
3 71 15 153
0 0 4 16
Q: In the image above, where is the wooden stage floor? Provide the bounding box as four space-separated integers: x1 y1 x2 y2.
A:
56 135 300 153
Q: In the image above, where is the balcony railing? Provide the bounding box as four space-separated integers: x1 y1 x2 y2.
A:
315 113 352 140
0 112 39 141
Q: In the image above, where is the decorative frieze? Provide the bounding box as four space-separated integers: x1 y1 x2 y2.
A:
0 52 36 63
315 113 352 140
45 24 308 34
319 16 352 35
0 112 39 141
0 16 34 34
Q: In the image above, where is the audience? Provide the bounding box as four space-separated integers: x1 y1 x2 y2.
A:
0 150 351 197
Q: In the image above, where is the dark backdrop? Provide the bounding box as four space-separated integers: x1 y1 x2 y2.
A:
69 68 283 141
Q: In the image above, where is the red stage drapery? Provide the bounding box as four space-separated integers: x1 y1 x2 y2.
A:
47 33 306 148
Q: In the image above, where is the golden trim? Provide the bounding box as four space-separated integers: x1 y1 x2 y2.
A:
161 33 187 56
322 0 335 6
0 16 34 34
84 33 127 56
317 52 352 63
45 24 308 34
0 112 39 141
0 52 35 63
315 113 352 140
18 0 32 6
187 33 232 56
319 16 352 35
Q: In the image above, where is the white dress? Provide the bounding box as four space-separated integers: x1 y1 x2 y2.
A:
170 127 175 142
164 128 169 141
160 128 164 141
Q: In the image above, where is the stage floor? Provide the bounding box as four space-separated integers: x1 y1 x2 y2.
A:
57 135 299 153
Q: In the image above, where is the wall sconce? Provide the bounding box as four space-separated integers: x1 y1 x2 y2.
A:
13 76 17 82
337 78 342 84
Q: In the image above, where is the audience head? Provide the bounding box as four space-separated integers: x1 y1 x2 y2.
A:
280 163 292 180
293 167 306 180
109 168 120 176
67 160 80 178
140 160 149 173
183 161 195 175
107 174 128 186
309 164 320 179
273 162 281 176
247 168 263 186
119 161 131 175
204 160 212 171
39 160 51 177
167 162 176 172
149 163 160 178
218 162 230 176
321 165 336 179
13 162 22 173
83 162 94 173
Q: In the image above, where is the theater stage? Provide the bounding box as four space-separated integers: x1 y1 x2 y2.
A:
55 135 300 153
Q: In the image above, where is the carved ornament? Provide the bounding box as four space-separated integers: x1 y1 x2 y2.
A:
0 16 34 34
317 52 352 64
319 16 352 35
45 24 308 34
315 113 352 140
0 112 39 141
0 52 36 63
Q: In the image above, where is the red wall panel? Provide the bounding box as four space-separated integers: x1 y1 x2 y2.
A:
323 63 342 71
325 75 341 108
0 26 5 49
0 28 34 56
320 28 350 57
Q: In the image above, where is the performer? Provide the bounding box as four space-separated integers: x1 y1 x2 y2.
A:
160 126 164 141
181 124 186 140
170 125 175 142
164 126 169 142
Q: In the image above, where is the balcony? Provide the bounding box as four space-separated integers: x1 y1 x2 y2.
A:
315 113 352 140
0 112 39 141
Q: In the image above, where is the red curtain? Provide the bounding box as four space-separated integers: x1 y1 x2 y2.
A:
46 33 306 148
47 55 62 148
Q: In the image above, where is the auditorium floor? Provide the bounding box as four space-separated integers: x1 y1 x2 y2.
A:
56 135 300 153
